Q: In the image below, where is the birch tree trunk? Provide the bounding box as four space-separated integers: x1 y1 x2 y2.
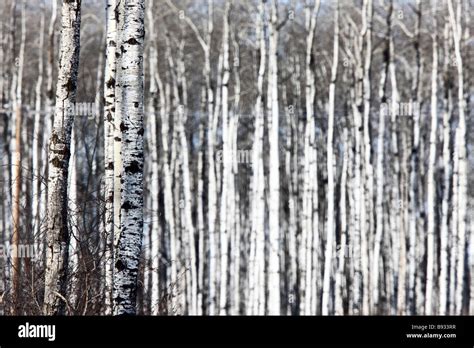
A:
103 0 117 315
176 43 197 315
372 0 391 314
361 0 373 315
447 0 467 315
43 0 82 316
219 1 231 315
267 0 281 315
11 0 26 315
249 0 266 315
205 0 217 315
439 21 452 315
113 0 145 316
32 0 45 256
300 0 320 315
146 0 160 315
68 125 78 311
322 0 338 316
162 36 178 314
425 2 438 314
407 0 422 315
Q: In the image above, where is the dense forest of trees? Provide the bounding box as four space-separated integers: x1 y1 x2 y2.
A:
0 0 472 315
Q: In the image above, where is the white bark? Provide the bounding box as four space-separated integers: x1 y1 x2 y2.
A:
300 0 320 315
439 21 452 315
113 0 145 315
249 0 266 315
407 0 422 314
425 3 438 314
68 125 79 311
267 0 280 315
448 0 467 315
322 0 338 316
43 0 82 315
219 1 231 315
372 0 391 314
32 0 45 255
103 0 117 315
11 0 26 314
146 0 160 315
361 0 373 315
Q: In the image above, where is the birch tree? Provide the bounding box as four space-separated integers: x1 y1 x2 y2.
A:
322 0 339 316
267 0 281 315
103 0 117 315
425 0 438 314
43 0 82 316
113 0 145 316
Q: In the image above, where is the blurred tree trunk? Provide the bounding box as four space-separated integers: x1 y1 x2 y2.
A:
322 0 338 316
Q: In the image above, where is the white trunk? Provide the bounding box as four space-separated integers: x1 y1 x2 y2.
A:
267 0 280 315
43 0 82 315
447 0 467 315
146 0 160 315
68 125 79 311
425 5 438 313
300 0 320 316
322 0 338 315
249 0 266 315
407 0 422 314
219 2 231 314
372 0 391 314
103 0 117 315
32 0 45 256
439 21 452 315
113 0 145 315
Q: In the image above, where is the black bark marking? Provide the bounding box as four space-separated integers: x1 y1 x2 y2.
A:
115 259 126 272
121 201 135 210
125 37 139 45
106 77 116 89
51 157 62 168
65 77 75 94
125 160 142 174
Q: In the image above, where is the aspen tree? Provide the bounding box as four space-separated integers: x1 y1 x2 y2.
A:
249 0 266 315
230 24 241 316
322 0 338 316
407 0 422 315
43 0 82 316
439 21 452 315
68 124 78 311
447 0 468 315
162 33 178 315
32 0 45 252
113 0 145 315
300 0 320 315
372 0 392 314
176 42 197 315
219 1 231 315
361 0 373 315
267 0 281 315
425 0 438 314
11 0 25 314
146 0 160 315
103 0 117 315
